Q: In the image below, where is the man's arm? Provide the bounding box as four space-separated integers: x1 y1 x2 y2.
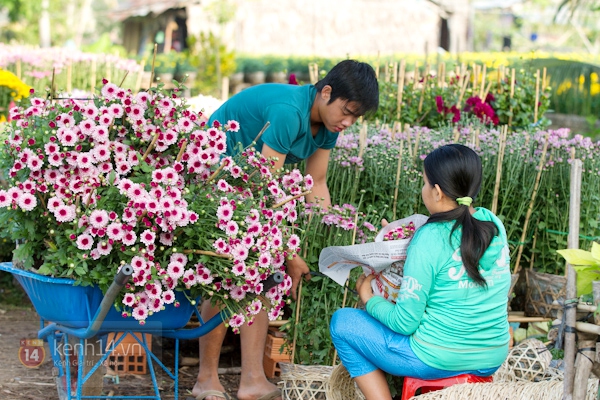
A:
304 148 332 209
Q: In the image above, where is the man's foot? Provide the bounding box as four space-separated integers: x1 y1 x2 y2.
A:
190 381 230 400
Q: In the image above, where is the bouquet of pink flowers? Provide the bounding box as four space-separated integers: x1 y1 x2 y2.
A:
0 80 312 331
381 221 416 241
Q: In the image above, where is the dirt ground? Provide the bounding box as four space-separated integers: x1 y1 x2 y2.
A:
0 301 278 400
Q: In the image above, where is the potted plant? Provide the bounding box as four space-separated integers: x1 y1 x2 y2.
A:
0 79 311 330
265 56 288 83
243 57 267 85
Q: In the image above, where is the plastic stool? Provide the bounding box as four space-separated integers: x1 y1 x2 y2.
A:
401 374 493 399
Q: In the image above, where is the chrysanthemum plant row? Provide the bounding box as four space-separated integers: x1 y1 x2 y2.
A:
0 79 313 330
371 64 552 132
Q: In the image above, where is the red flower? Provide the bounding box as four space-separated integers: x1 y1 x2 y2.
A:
288 73 298 85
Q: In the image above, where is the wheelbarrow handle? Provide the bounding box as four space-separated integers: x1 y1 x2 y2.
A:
262 271 284 291
38 264 133 340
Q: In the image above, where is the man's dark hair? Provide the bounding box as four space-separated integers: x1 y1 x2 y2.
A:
314 60 379 117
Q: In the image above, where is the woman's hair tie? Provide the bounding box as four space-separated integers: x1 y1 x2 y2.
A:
456 196 473 206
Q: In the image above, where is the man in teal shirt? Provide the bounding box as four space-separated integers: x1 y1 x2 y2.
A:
192 60 379 400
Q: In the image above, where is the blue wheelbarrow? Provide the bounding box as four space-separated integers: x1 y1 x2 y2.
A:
0 262 282 400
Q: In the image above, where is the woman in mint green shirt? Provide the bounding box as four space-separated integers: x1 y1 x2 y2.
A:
330 144 511 400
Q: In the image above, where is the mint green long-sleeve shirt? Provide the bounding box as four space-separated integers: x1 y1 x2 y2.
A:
366 207 511 370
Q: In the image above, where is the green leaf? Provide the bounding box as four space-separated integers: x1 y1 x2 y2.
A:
556 249 600 266
572 265 600 296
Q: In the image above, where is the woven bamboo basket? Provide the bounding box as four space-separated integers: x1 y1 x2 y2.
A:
325 364 365 400
279 363 334 400
413 379 598 399
524 269 566 318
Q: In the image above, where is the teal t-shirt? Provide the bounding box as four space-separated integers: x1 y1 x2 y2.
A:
209 84 339 164
366 207 511 371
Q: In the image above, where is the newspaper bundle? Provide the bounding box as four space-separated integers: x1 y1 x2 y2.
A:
318 214 429 301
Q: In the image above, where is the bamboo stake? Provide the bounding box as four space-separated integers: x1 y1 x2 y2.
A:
512 133 550 275
375 51 380 80
396 60 406 120
332 211 361 366
542 67 547 91
478 64 487 99
16 59 21 80
413 126 421 160
106 61 111 83
508 69 516 127
491 125 508 214
149 44 158 87
391 121 400 140
290 279 303 363
384 62 390 83
472 63 479 94
457 71 471 108
67 61 72 94
142 133 159 161
497 65 504 93
272 191 311 209
392 140 405 220
182 249 233 259
405 124 413 158
452 126 460 142
135 60 145 92
291 212 312 363
90 57 97 94
176 140 188 162
418 64 429 113
534 69 540 123
482 81 493 102
413 61 419 85
562 159 582 400
392 62 398 83
50 68 56 102
440 61 446 88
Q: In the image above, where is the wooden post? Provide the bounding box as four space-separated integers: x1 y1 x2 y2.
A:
396 60 406 121
221 76 229 101
513 133 550 275
375 52 380 80
562 159 582 400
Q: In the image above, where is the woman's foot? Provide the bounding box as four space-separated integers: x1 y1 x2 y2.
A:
236 381 281 400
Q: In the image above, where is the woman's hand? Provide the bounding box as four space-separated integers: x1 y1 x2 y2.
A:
356 273 375 304
286 254 311 300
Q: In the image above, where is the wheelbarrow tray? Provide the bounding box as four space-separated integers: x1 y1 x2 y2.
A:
0 262 195 331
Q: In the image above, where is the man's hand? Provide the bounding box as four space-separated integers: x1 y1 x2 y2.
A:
356 273 375 304
286 254 311 300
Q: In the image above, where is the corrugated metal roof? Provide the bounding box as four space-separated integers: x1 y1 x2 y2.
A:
110 0 189 20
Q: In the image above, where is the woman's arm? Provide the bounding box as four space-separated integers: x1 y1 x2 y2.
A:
304 148 332 209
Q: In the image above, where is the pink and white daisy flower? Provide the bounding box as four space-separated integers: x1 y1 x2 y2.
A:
122 293 136 307
131 305 148 321
17 193 37 211
54 204 76 222
162 290 175 304
76 233 94 250
90 209 109 228
140 229 156 246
